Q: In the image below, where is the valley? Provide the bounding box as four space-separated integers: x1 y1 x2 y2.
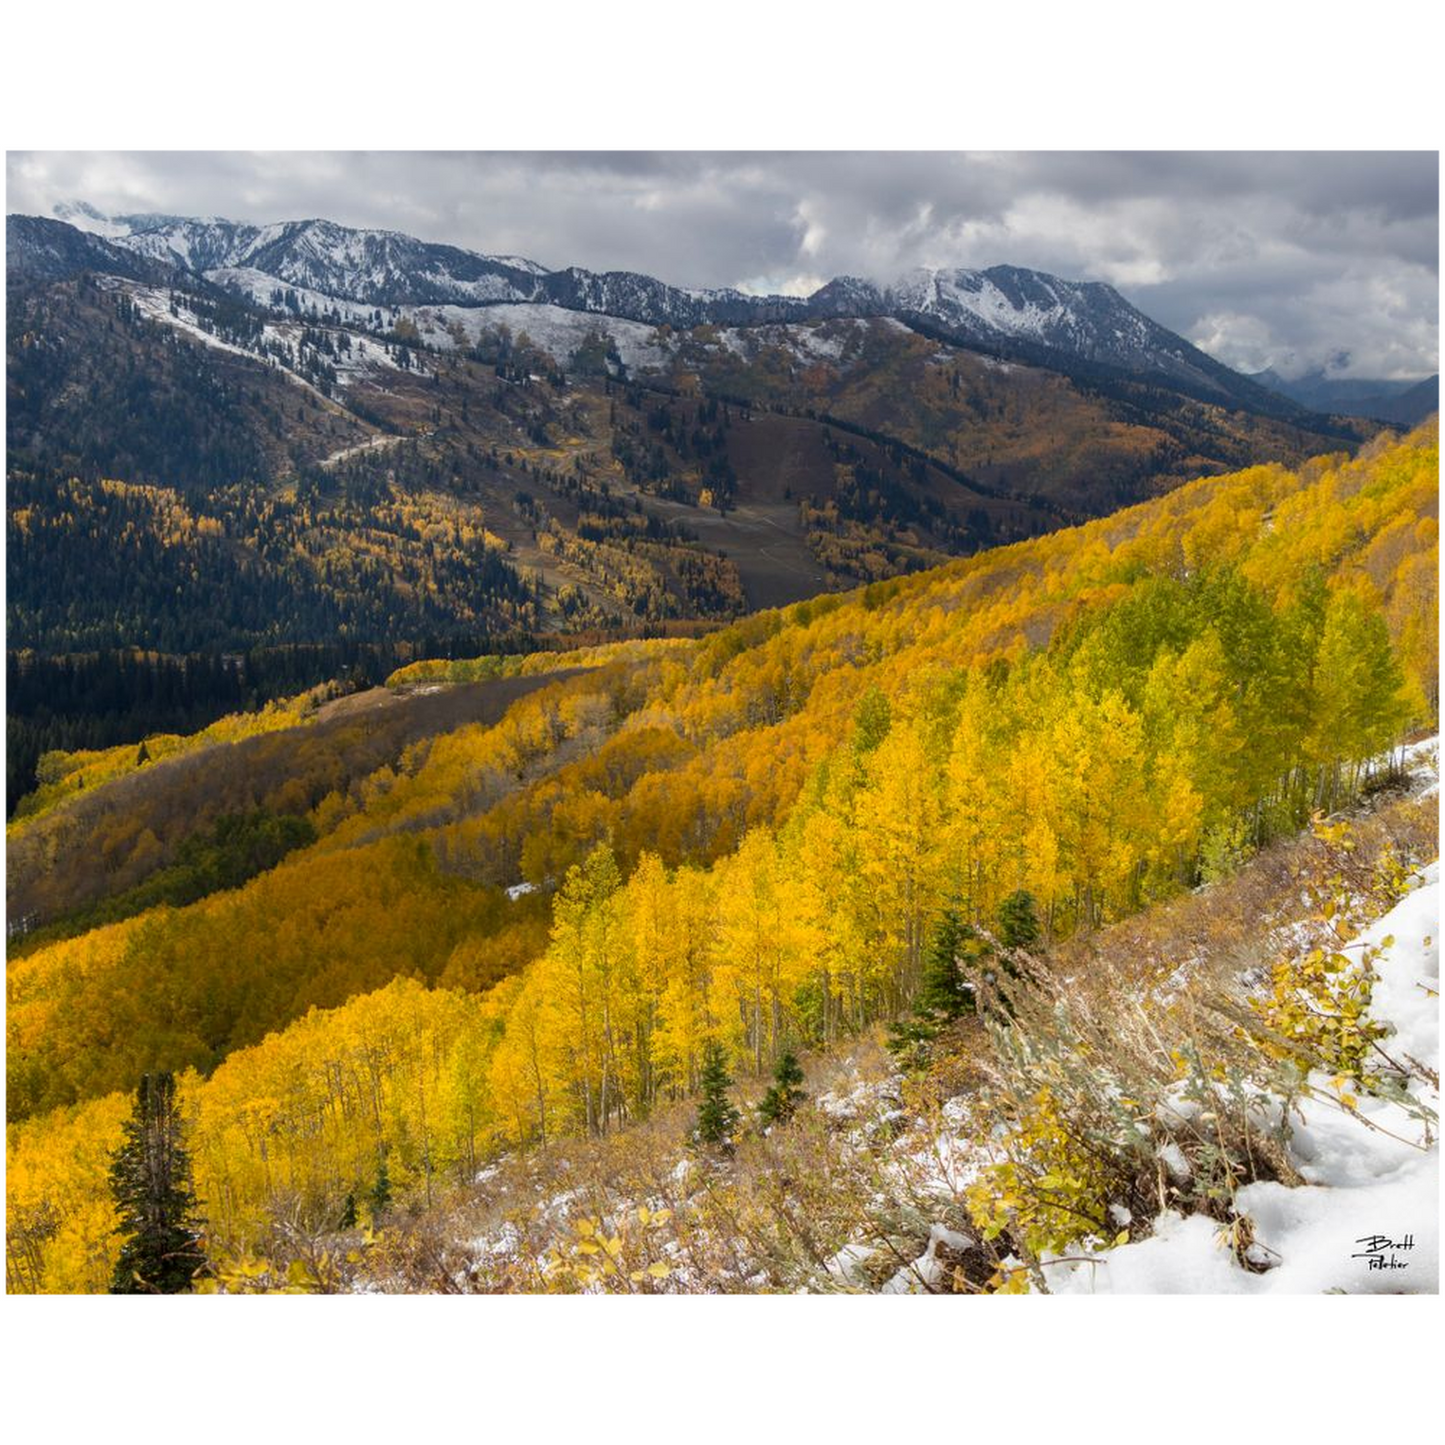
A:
6 418 1437 1292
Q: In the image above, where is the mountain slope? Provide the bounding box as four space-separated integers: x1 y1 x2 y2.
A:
21 204 1335 416
5 209 1387 654
6 214 172 289
1251 367 1440 425
7 421 1435 1115
5 423 1436 1292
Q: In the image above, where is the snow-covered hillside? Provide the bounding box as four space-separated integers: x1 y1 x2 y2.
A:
92 213 551 307
1049 858 1438 1294
16 201 1299 410
890 264 1151 355
105 277 422 394
400 302 673 373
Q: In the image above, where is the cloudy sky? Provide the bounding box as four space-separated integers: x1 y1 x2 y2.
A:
7 150 1439 380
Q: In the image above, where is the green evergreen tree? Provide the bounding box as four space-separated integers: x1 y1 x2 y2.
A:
889 906 981 1067
997 890 1041 952
338 1191 358 1230
757 1051 806 1126
693 1041 740 1150
368 1159 393 1218
108 1071 205 1293
915 905 977 1021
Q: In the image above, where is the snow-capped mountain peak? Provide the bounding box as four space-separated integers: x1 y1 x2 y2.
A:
50 199 132 239
14 204 1298 413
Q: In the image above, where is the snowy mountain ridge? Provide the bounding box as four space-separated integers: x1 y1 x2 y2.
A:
17 201 1292 409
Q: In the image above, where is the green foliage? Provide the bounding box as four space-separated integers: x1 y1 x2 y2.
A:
693 1042 740 1150
7 472 538 655
851 687 893 756
889 907 981 1067
997 891 1041 952
24 810 318 945
757 1051 806 1127
1199 814 1255 884
369 1161 393 1219
108 1072 206 1293
916 906 979 1021
1309 589 1415 770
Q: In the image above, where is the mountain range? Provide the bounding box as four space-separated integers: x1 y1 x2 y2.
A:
5 202 1399 683
1247 366 1439 426
15 205 1324 417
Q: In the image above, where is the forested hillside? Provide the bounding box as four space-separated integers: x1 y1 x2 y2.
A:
9 254 1377 656
8 222 1387 824
6 420 1436 1292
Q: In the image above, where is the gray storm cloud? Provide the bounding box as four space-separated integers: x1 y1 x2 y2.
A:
7 150 1438 380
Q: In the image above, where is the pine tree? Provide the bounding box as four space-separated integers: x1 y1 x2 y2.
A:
369 1159 393 1218
693 1041 740 1150
915 905 977 1021
997 890 1041 952
757 1051 806 1127
108 1072 205 1293
889 906 979 1067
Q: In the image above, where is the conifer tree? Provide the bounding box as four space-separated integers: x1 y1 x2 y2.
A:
757 1051 806 1126
915 905 977 1021
108 1071 205 1293
997 890 1041 952
369 1159 393 1218
693 1041 740 1150
888 905 977 1066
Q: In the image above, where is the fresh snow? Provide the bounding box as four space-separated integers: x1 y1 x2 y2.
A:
407 302 672 373
812 736 1440 1296
1048 861 1439 1294
112 279 419 395
204 266 383 329
880 1224 975 1294
50 200 131 239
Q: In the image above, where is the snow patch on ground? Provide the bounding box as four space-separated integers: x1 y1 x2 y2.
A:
404 303 672 373
1049 863 1439 1294
880 1224 974 1294
113 279 415 394
708 317 885 368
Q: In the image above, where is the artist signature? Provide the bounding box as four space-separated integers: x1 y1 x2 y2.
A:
1351 1234 1415 1271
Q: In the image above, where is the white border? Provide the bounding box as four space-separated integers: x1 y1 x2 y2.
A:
3 1 1441 1437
